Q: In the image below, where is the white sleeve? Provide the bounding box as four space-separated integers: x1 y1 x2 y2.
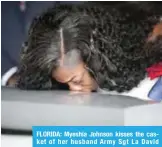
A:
1 67 18 86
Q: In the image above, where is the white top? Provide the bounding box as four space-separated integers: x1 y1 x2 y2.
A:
98 77 158 101
1 67 18 86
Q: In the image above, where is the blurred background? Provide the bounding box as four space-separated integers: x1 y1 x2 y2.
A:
1 1 78 80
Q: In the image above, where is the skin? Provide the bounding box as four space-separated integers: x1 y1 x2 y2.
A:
52 61 98 92
7 74 18 87
147 22 162 42
152 22 162 36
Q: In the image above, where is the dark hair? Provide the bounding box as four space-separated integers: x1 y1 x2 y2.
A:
17 3 162 92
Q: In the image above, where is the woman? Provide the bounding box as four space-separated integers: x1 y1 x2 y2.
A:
17 3 162 100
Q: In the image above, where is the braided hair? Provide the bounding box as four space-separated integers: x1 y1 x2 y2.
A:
17 3 162 92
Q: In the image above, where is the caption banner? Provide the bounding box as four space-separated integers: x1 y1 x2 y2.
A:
33 126 162 147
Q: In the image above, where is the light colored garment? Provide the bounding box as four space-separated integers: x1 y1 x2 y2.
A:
148 77 162 102
1 67 18 86
98 77 158 101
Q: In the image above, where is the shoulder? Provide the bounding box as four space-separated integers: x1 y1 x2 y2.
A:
122 77 158 100
98 77 158 101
